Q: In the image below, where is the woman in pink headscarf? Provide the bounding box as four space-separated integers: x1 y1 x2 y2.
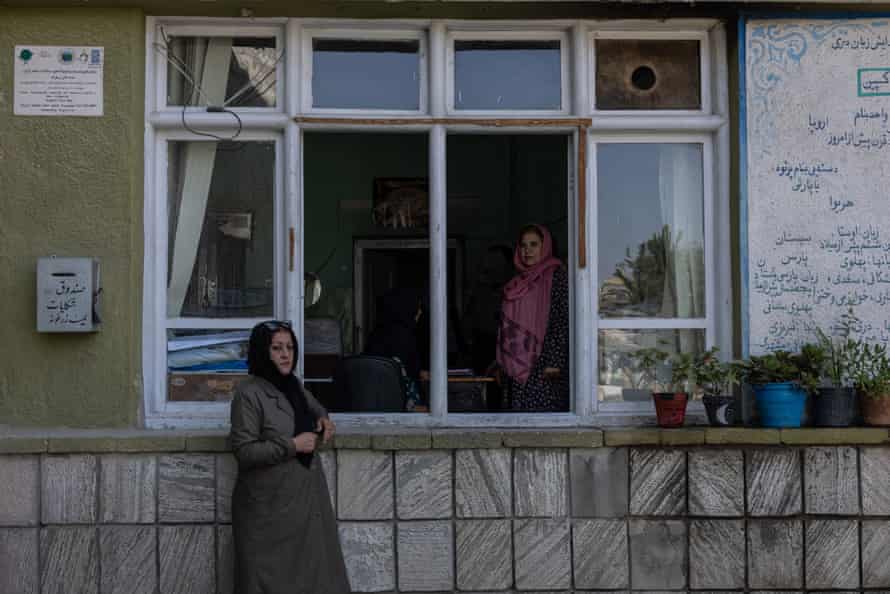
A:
496 223 569 411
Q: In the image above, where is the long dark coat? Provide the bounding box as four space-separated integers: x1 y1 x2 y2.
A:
229 376 351 594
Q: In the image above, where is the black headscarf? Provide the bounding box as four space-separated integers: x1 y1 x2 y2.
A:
247 322 317 467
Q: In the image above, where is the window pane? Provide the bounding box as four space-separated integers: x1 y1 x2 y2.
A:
448 134 570 412
598 328 705 403
312 39 420 110
595 39 700 110
167 141 275 318
165 36 278 107
167 329 249 401
303 132 429 413
454 40 561 110
597 143 705 319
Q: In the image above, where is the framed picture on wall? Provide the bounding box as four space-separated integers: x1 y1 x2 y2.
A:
372 177 429 229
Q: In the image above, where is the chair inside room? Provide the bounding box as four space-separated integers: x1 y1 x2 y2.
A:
333 355 407 412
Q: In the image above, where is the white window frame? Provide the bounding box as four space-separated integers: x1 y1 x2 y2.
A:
150 20 287 114
590 133 717 418
144 17 730 429
301 27 429 116
446 29 572 116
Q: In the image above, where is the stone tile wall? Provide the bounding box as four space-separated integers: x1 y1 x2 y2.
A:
2 435 890 593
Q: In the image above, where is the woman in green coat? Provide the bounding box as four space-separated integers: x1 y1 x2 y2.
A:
229 320 351 594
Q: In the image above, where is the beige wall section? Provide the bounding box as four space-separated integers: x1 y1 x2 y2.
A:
0 8 145 427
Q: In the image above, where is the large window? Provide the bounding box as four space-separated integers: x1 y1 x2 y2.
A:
144 18 729 427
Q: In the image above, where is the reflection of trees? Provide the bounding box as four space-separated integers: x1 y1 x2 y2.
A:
600 224 675 318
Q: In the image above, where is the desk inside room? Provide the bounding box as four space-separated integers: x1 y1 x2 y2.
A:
420 375 495 412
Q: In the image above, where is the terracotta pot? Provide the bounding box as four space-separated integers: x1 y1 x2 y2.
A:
862 394 890 427
652 392 688 428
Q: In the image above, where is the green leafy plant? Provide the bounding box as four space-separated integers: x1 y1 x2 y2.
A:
739 351 807 386
849 342 890 399
632 347 695 393
800 310 858 390
695 347 743 396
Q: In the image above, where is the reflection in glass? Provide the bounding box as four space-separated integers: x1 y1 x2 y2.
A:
312 39 420 110
597 143 705 319
167 329 249 401
167 142 275 318
165 37 278 107
454 40 561 110
598 329 705 402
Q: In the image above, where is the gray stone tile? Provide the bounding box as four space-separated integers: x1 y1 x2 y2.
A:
570 448 628 517
319 449 337 512
804 447 859 515
215 454 237 523
100 455 156 524
630 449 685 516
339 522 395 592
338 451 393 520
0 528 38 594
217 525 234 594
514 519 571 590
862 447 890 514
40 526 98 594
688 450 743 516
42 454 97 524
158 455 215 523
99 526 156 594
456 520 512 591
455 449 512 518
746 449 801 516
0 455 39 526
514 449 567 517
628 520 687 590
397 521 453 591
863 520 890 587
805 519 858 589
158 525 215 594
396 452 452 519
689 519 745 589
747 519 803 589
573 519 628 589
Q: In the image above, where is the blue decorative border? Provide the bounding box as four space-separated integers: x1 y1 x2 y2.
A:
739 12 890 357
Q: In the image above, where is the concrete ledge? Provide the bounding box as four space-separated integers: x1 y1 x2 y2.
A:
431 430 504 449
706 428 781 445
0 438 48 454
503 429 604 448
780 428 890 445
4 426 890 453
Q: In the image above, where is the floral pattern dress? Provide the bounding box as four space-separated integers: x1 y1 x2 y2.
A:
503 266 570 411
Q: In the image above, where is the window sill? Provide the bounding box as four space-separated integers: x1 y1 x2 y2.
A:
2 426 888 454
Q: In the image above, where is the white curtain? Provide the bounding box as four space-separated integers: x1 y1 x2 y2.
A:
657 144 705 352
166 38 233 317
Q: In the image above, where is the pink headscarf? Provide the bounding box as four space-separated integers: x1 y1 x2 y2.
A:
497 224 563 384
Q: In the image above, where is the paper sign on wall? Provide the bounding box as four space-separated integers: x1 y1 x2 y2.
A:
14 46 104 116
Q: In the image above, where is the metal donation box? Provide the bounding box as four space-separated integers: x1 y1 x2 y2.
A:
37 257 101 332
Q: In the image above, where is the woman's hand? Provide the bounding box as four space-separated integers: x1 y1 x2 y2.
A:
292 432 318 453
315 417 336 444
543 367 561 380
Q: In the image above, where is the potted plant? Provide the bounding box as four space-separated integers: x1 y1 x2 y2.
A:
849 341 890 426
697 347 742 426
801 321 858 427
739 350 809 428
634 347 691 428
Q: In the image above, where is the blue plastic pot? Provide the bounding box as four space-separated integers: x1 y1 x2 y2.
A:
753 382 807 428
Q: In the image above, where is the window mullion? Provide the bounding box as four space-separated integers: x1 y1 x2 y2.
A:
430 23 446 117
429 125 448 420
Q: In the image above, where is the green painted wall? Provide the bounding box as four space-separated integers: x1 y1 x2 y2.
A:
0 8 145 427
